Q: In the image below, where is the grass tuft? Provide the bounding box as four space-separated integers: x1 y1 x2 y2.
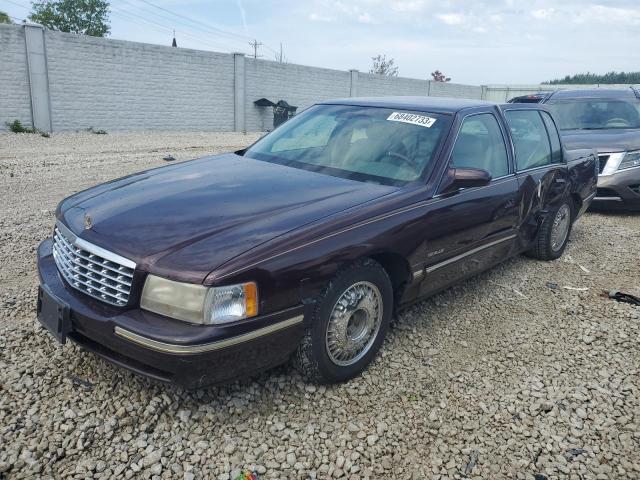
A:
6 119 51 137
86 126 108 135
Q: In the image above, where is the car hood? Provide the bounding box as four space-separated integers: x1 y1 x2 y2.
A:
59 153 396 283
560 128 640 153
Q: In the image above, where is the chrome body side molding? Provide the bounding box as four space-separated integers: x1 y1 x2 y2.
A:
114 315 304 354
425 234 517 274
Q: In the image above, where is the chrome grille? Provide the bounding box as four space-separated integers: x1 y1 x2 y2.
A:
52 223 135 306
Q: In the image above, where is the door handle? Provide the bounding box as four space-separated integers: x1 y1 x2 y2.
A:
554 178 567 184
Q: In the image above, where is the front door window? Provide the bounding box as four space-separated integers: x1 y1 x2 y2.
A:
450 113 510 179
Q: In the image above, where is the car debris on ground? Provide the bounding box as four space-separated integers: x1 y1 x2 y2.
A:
608 290 640 306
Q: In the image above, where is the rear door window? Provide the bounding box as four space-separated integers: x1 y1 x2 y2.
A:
505 110 552 171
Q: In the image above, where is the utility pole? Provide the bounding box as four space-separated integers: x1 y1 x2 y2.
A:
248 39 262 59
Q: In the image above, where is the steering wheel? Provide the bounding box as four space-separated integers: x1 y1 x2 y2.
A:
605 117 630 128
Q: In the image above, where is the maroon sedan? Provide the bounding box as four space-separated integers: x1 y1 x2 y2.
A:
37 97 598 387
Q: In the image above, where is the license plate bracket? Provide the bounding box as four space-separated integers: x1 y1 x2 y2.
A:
37 286 72 344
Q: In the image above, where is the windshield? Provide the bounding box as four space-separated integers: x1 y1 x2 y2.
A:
546 98 640 130
244 104 451 186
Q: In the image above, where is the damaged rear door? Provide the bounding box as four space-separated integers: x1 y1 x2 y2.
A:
503 107 570 246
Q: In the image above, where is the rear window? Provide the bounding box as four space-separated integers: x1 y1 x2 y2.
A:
546 98 640 130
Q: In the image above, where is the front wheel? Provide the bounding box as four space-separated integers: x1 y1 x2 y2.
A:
293 259 393 383
528 201 573 261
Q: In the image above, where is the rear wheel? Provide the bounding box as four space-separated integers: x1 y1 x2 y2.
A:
294 259 393 383
528 201 573 261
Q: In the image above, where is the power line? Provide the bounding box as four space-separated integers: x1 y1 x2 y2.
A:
118 0 206 34
2 0 30 10
110 9 240 52
1 0 30 23
2 0 279 59
116 0 251 52
129 0 280 54
2 0 29 7
135 0 251 43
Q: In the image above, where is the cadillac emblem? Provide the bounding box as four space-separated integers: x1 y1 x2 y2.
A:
84 214 93 230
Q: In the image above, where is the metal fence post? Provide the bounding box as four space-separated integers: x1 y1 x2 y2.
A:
23 23 52 132
233 53 246 132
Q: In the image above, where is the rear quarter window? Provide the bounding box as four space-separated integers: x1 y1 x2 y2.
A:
540 111 563 163
505 110 552 171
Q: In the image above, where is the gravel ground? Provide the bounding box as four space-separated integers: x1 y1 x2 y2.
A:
0 131 639 480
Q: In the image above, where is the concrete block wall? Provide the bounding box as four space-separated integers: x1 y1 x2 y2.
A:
244 58 351 132
0 24 32 129
45 30 235 131
428 81 483 99
357 73 428 97
1 24 638 133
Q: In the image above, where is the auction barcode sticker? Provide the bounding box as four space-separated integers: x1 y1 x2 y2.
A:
387 112 436 128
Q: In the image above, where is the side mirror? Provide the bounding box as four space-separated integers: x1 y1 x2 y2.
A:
439 167 492 194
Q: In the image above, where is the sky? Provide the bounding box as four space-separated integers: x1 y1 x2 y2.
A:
2 0 640 84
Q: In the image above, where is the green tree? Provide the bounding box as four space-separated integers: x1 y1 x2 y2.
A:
545 71 640 85
0 11 13 23
29 0 110 37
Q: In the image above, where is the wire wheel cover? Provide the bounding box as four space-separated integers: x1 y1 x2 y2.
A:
551 204 571 252
325 281 383 366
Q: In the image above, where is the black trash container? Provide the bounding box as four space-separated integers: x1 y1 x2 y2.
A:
254 98 298 130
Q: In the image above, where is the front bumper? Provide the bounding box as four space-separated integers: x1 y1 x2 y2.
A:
592 167 640 211
36 239 304 388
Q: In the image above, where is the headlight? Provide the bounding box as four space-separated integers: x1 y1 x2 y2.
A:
140 275 258 325
618 150 640 171
601 152 638 176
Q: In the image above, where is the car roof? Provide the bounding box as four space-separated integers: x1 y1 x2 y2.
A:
318 96 499 114
547 88 639 100
508 93 550 103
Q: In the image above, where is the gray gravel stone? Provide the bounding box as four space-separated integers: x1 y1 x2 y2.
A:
0 131 638 480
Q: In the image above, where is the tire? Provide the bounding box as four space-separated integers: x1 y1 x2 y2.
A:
528 200 574 261
293 258 393 384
